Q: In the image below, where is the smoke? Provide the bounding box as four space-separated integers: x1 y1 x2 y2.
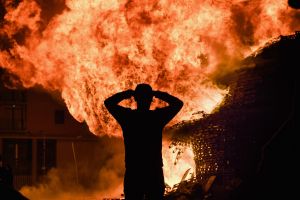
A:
20 168 123 200
20 137 125 200
17 135 196 199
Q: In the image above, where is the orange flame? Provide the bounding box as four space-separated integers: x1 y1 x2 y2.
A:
0 0 299 136
162 141 195 188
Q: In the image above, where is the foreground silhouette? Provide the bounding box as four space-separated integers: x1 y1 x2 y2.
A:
0 155 29 200
105 84 183 200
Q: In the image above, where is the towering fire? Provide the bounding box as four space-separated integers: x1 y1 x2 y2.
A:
1 1 299 198
1 0 298 136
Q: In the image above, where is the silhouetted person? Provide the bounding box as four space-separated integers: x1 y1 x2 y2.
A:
288 0 300 9
0 154 13 187
105 84 183 200
0 155 29 200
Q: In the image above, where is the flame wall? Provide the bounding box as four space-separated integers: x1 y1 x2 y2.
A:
0 0 299 136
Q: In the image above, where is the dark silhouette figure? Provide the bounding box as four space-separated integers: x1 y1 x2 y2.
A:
0 155 29 200
0 155 13 187
288 0 300 9
105 84 183 200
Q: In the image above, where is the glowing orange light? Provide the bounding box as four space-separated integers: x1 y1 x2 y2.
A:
0 1 299 137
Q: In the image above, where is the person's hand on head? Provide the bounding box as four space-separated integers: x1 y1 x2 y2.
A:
153 90 165 97
124 89 134 98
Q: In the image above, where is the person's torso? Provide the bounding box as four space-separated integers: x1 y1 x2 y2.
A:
120 110 165 168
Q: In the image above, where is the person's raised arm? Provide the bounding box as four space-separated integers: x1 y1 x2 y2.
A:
153 90 183 124
104 89 134 119
153 91 183 109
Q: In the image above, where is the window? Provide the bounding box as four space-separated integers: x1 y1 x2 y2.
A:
2 139 32 175
54 110 65 124
37 139 56 176
0 89 26 102
0 89 26 131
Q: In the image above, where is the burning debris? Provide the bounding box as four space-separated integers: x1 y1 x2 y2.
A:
163 142 196 189
168 32 298 199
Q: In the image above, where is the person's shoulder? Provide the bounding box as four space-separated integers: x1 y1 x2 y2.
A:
153 107 168 112
121 107 136 115
151 108 168 115
117 106 133 112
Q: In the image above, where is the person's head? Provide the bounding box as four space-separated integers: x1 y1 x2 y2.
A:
134 83 153 110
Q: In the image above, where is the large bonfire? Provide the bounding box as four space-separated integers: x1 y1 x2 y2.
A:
0 0 299 197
